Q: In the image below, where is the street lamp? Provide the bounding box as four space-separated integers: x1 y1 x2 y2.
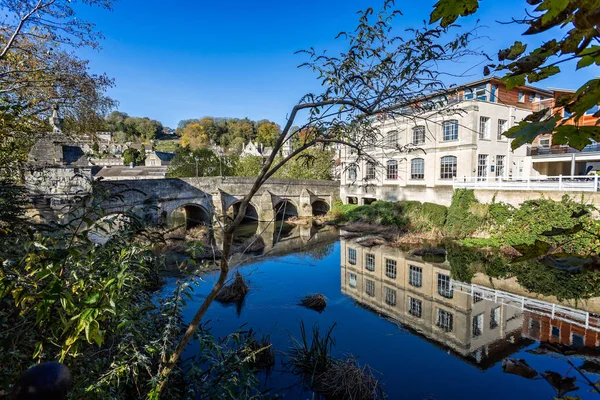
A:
195 155 199 178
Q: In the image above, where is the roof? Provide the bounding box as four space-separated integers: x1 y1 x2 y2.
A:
456 76 554 96
153 151 176 162
28 132 89 167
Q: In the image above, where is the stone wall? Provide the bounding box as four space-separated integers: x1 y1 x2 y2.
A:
472 189 600 208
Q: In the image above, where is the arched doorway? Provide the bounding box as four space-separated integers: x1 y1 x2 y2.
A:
274 200 298 220
232 202 259 221
171 204 211 229
311 200 330 216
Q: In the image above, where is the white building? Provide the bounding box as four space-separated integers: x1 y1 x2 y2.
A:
340 77 554 206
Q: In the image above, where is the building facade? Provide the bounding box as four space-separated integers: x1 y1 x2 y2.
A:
340 77 554 205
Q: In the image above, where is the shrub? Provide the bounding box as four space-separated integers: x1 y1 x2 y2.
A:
487 202 514 227
421 202 448 228
445 189 483 238
329 201 409 227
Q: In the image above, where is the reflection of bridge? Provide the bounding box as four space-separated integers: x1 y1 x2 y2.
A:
34 177 340 227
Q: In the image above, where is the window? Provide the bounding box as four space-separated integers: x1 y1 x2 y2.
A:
437 273 453 298
529 93 535 102
411 158 424 180
409 265 423 287
572 334 584 348
348 248 356 265
472 314 483 337
348 273 357 289
440 156 457 180
563 108 573 119
365 253 375 272
408 297 422 317
348 165 357 181
551 326 560 339
497 119 508 140
490 307 500 329
464 89 474 100
364 137 376 152
437 309 454 332
473 291 483 303
384 287 397 306
365 279 375 297
412 126 425 145
529 318 541 337
366 162 376 180
479 116 490 139
443 120 458 141
496 155 505 177
518 92 525 102
385 258 397 279
586 105 599 115
539 137 550 148
385 130 398 148
477 154 488 181
474 85 487 100
386 160 398 180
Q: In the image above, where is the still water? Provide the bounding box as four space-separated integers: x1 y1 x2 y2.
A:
164 227 600 399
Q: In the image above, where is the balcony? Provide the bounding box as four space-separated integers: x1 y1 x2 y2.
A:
528 143 600 156
453 175 600 192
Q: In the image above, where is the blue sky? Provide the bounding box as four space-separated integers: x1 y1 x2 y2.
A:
76 0 597 128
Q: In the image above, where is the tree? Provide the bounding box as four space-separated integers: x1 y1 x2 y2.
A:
180 123 209 150
0 1 116 171
134 118 163 141
122 148 145 166
280 149 334 180
256 122 281 147
430 0 600 150
167 148 232 178
154 1 477 393
234 156 264 177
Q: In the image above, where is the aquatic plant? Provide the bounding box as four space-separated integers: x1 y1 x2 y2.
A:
215 271 249 303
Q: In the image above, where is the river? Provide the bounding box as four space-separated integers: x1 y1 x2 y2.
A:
161 225 600 399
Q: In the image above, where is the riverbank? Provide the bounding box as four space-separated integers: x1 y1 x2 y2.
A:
327 189 600 258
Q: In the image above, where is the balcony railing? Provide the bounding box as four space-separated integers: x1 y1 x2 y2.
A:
528 143 600 156
453 175 600 192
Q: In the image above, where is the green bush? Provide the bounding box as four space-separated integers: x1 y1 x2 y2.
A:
445 189 484 238
328 201 409 227
487 202 514 227
421 202 447 228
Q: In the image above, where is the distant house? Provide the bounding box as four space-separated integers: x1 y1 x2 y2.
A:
240 141 273 159
145 151 176 167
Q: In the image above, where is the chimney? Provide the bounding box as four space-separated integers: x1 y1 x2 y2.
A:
49 104 63 133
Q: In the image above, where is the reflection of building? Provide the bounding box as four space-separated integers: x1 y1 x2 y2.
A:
340 238 529 367
523 312 600 350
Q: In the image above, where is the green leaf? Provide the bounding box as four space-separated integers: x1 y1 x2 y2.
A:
505 117 559 150
527 65 560 83
537 0 569 24
429 0 479 27
552 125 600 150
83 293 101 305
569 79 600 119
499 42 527 61
503 74 526 90
577 47 600 69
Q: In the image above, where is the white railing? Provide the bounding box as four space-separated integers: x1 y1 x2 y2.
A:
452 281 600 332
453 175 600 192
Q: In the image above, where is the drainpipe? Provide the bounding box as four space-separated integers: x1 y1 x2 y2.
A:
571 153 576 177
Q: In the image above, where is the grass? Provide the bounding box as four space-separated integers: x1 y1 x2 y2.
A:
288 321 385 399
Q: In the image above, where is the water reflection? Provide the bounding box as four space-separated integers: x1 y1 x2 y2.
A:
340 237 600 369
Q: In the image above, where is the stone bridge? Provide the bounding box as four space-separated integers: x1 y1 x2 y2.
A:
95 177 340 228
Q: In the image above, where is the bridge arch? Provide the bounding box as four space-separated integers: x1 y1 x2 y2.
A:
274 199 298 220
170 203 211 229
88 212 131 244
311 199 330 216
230 201 259 221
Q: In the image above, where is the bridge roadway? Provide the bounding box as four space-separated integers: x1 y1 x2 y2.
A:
94 176 340 227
